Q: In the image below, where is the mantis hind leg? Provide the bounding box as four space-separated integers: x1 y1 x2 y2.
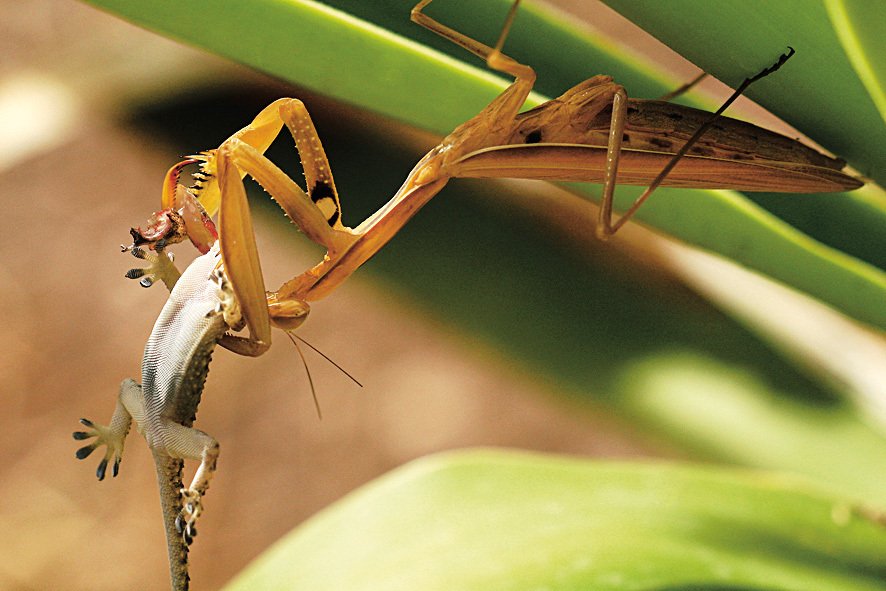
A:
595 49 797 239
658 72 708 102
411 1 536 153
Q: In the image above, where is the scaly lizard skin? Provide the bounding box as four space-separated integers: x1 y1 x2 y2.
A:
75 243 241 590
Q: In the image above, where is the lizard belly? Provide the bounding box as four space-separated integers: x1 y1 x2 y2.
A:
141 245 228 439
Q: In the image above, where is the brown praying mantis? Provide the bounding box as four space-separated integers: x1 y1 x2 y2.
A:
126 0 861 355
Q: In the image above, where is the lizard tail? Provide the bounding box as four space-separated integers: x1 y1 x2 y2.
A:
153 453 190 591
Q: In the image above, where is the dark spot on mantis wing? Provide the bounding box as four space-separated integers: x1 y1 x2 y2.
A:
649 137 674 150
666 112 684 121
525 129 542 144
689 145 716 157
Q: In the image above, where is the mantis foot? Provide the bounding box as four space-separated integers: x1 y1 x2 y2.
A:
73 418 124 481
175 488 204 545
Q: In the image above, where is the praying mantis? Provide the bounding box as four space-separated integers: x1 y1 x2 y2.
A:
75 1 862 589
128 0 860 352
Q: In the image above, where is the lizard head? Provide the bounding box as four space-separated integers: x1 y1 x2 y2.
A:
128 159 219 254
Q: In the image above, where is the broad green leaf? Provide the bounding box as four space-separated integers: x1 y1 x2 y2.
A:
82 0 886 329
826 0 886 121
226 450 886 591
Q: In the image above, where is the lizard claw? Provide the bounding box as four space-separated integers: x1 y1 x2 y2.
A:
175 488 203 546
124 245 181 290
73 418 123 480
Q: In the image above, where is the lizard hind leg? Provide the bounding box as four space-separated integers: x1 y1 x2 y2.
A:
154 422 220 545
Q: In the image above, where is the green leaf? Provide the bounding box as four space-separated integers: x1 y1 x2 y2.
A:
225 450 886 591
82 0 886 328
824 0 886 122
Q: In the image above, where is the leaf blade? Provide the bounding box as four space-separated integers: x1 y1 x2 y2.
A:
225 450 886 591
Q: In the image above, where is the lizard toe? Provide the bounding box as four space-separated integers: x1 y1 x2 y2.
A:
176 488 204 545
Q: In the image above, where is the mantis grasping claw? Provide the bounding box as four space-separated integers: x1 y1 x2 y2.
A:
75 1 862 589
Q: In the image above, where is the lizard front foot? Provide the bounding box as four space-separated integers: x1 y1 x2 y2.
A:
73 418 125 481
175 488 204 545
123 244 181 290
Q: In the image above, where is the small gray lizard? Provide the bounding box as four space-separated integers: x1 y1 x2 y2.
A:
74 243 241 590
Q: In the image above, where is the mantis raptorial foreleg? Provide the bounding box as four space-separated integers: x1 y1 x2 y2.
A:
128 98 362 356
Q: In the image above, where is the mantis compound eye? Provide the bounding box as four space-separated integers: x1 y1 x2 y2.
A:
268 299 311 331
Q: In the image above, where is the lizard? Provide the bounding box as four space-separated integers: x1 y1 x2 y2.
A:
74 241 242 590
